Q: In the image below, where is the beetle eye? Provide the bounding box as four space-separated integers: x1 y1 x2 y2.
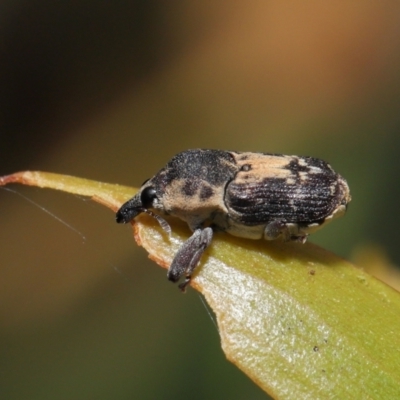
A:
140 186 157 208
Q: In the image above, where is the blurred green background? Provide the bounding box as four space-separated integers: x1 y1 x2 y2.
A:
1 2 400 399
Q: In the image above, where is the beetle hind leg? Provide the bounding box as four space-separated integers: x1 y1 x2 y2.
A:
264 220 288 241
167 227 213 292
264 220 308 243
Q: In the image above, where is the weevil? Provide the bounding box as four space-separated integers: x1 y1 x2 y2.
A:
116 149 351 291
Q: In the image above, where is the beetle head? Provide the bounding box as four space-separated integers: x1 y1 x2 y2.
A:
115 194 142 223
116 186 157 223
115 185 171 235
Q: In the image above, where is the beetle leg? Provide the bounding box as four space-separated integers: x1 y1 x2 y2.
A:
292 234 308 244
264 220 308 243
167 227 213 292
264 220 289 240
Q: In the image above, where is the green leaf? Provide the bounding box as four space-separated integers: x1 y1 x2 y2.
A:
2 171 400 399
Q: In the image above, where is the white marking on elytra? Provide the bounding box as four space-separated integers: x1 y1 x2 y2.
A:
299 171 309 181
286 177 296 185
308 166 323 174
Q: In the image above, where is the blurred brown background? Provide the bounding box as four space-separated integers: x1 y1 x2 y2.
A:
1 2 400 399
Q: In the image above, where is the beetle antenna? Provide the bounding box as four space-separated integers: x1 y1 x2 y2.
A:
143 209 171 236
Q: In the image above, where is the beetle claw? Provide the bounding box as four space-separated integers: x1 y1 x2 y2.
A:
178 277 191 293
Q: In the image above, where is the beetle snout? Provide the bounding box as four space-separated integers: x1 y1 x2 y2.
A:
116 198 143 223
116 206 141 223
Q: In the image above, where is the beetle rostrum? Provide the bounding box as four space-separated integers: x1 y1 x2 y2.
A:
116 149 351 291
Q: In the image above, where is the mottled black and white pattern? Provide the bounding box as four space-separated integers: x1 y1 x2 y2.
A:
116 149 351 290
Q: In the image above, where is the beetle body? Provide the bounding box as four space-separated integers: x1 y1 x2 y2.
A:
116 149 351 290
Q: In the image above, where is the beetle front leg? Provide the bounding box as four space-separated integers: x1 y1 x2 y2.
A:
167 227 213 292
